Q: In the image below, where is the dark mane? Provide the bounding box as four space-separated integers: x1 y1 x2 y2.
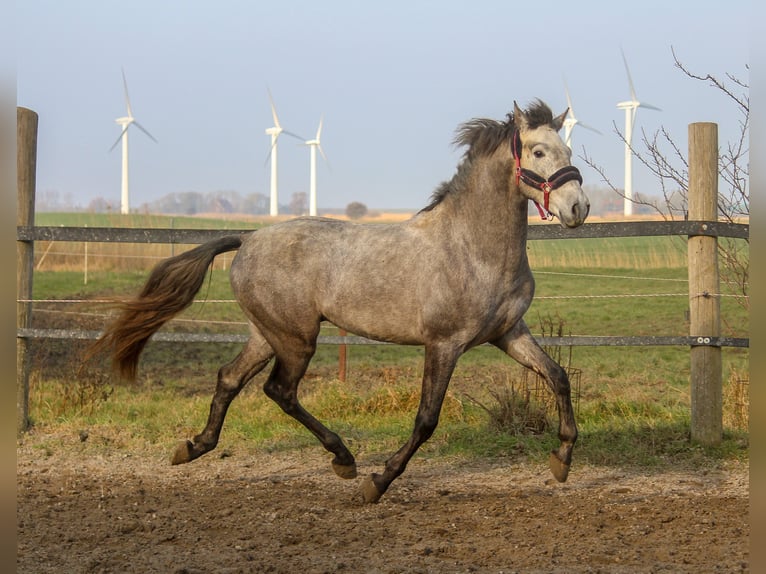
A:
519 99 557 131
456 99 554 159
421 100 555 212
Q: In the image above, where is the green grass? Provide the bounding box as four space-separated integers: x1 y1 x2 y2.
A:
28 368 748 471
24 215 750 472
528 234 690 269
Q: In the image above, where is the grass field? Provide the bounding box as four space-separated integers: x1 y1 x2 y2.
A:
24 213 749 471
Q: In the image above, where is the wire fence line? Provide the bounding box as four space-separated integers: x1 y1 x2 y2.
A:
534 270 689 282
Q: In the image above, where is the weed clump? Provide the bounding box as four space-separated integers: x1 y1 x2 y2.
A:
465 381 551 436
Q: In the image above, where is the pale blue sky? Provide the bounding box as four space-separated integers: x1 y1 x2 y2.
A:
16 0 752 211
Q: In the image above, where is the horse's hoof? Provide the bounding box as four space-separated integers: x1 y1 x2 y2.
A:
549 451 571 483
171 440 194 465
360 475 383 504
332 461 358 479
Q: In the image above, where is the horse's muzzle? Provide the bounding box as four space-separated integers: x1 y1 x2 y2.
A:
561 197 590 228
550 183 589 228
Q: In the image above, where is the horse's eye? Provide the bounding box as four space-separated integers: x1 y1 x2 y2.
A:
533 150 544 158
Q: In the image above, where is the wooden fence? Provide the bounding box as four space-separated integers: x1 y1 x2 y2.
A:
16 107 749 445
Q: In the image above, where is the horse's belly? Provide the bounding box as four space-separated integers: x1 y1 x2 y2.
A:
322 279 531 348
321 286 427 346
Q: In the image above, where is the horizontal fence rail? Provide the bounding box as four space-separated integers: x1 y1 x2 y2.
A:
17 220 750 244
17 328 750 349
16 219 750 350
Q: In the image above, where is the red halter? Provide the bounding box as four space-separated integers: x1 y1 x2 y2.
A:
511 129 583 220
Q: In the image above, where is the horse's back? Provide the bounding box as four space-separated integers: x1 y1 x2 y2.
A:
230 217 429 343
233 217 419 281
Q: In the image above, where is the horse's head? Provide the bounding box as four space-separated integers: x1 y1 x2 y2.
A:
512 101 590 228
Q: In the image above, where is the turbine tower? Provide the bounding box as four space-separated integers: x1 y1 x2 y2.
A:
110 68 157 215
616 50 660 216
264 90 301 217
562 80 601 150
304 116 327 217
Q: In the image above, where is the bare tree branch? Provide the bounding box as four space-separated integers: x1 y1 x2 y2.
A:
672 46 749 113
581 48 749 311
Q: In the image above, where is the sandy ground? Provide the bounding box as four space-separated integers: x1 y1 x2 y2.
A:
17 433 749 574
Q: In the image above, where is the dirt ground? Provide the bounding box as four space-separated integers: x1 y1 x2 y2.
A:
17 434 748 574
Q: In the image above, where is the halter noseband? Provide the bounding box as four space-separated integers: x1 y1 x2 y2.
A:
511 129 583 220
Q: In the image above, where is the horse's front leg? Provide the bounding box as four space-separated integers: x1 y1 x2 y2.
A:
492 320 578 482
360 343 461 503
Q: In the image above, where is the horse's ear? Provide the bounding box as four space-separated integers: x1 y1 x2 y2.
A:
513 101 529 131
553 109 569 132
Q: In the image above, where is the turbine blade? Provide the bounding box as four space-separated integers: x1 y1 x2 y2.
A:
133 120 158 143
318 144 331 172
563 79 574 114
121 67 133 118
621 49 638 102
316 115 323 141
578 121 602 135
282 129 305 141
109 125 129 152
267 88 281 129
640 102 662 112
264 134 279 167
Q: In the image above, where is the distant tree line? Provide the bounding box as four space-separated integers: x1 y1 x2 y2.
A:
143 190 273 215
36 190 313 216
36 186 660 218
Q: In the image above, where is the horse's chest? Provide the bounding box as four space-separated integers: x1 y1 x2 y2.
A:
483 276 534 331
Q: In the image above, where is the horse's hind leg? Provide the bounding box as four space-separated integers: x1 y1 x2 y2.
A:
172 331 274 465
493 320 578 483
263 349 357 479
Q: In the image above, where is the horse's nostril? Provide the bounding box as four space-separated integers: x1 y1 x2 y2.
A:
572 201 589 222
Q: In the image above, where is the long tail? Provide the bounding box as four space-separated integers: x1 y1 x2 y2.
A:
88 235 244 380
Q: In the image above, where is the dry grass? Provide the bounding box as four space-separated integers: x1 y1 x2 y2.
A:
464 380 551 436
724 367 749 431
35 240 238 273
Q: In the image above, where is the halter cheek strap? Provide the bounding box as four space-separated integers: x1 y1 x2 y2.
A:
511 129 583 220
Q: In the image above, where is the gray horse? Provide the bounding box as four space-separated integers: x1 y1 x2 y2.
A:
90 100 589 503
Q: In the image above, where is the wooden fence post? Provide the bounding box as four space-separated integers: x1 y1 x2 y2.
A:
17 107 38 436
687 122 721 445
338 329 347 382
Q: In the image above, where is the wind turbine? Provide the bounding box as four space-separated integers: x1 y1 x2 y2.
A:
264 90 302 216
304 116 327 217
110 68 157 215
562 80 601 149
616 50 661 216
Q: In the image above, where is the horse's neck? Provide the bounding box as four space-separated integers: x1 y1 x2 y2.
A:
418 158 530 266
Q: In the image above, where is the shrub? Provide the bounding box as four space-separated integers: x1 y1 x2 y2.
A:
346 202 368 220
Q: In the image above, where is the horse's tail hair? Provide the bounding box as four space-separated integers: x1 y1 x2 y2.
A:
87 234 245 380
